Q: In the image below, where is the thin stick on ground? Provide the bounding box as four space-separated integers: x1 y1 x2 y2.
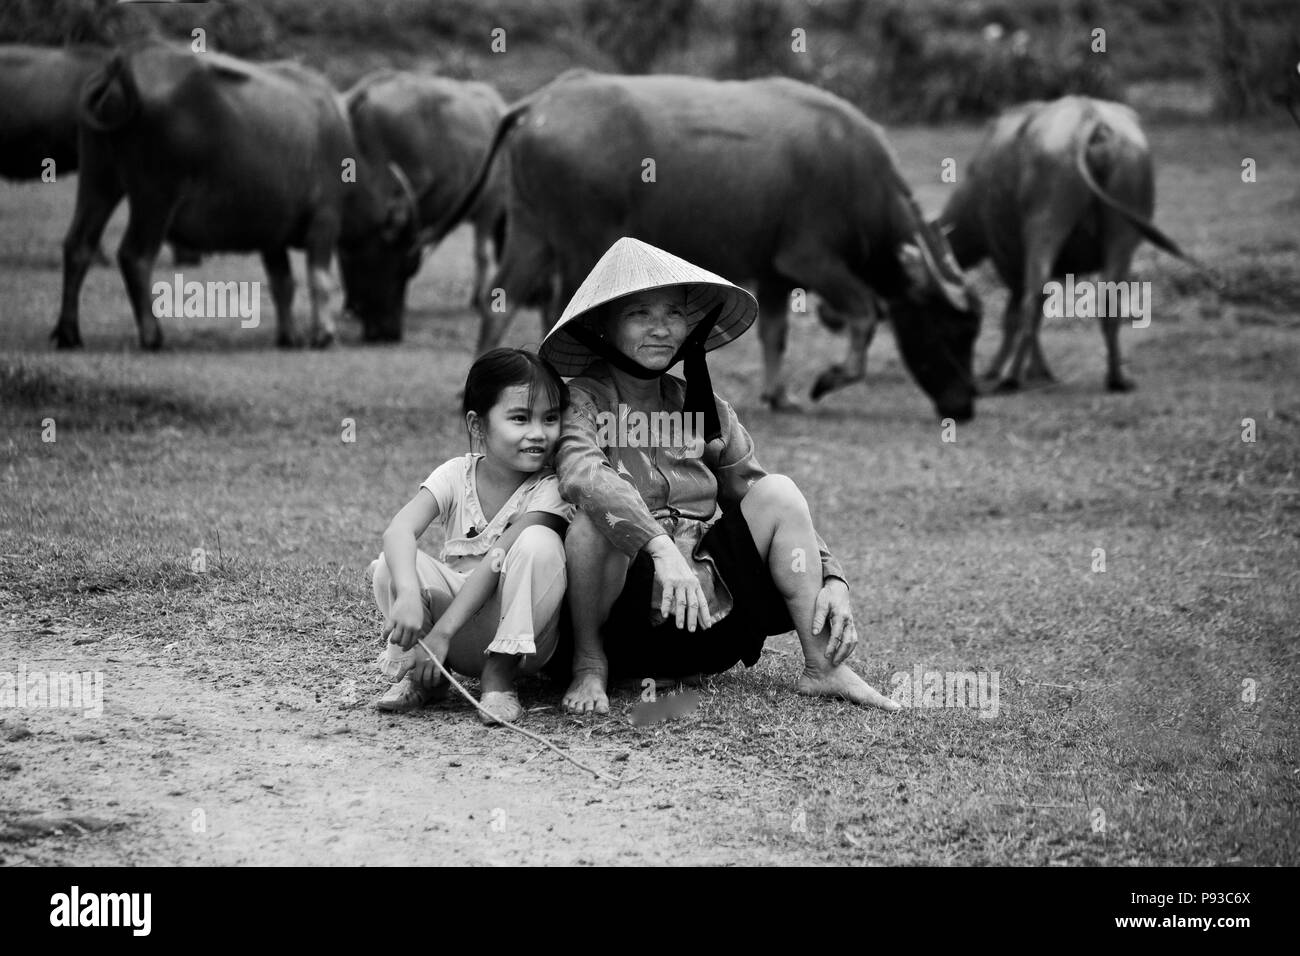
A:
415 637 627 785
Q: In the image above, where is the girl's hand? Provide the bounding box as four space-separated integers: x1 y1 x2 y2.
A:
405 627 451 687
382 590 427 650
646 535 713 632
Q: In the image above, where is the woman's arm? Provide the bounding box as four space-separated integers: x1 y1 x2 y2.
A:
555 392 714 632
380 488 440 649
555 384 666 556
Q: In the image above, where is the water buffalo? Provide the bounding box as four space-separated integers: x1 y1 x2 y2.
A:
52 43 387 350
339 70 508 341
939 96 1191 392
428 70 981 421
1 44 203 268
0 44 109 181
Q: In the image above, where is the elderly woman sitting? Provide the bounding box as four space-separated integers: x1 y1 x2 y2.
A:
541 237 899 715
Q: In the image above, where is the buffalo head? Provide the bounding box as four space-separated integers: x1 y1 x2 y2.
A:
890 230 982 423
339 163 426 342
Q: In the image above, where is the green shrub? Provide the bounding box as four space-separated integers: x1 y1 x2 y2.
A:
815 2 1120 123
1203 0 1300 120
580 0 696 72
2 0 1293 125
1 0 278 56
0 0 131 45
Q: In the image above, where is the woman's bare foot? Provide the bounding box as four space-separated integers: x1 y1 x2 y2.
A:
796 664 901 711
563 668 610 715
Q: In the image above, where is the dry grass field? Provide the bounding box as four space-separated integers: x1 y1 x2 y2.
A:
1 120 1297 864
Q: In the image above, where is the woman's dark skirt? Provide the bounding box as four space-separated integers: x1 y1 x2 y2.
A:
545 508 795 681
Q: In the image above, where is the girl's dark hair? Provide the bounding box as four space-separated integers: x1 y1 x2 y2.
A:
462 347 569 444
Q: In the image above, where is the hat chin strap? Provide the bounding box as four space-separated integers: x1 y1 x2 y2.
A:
565 303 724 443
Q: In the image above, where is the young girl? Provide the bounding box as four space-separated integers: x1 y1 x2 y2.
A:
369 348 573 725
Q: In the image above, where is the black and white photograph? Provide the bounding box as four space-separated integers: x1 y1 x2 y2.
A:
0 0 1296 891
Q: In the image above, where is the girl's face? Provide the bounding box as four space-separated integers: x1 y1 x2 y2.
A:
468 383 562 474
604 288 689 371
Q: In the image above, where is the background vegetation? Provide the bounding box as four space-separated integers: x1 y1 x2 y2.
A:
1 0 1296 122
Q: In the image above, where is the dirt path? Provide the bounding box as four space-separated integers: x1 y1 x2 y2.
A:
1 628 809 866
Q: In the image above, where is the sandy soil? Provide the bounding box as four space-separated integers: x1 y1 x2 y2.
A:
1 625 814 866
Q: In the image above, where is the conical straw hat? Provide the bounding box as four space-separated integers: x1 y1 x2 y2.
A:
540 237 758 377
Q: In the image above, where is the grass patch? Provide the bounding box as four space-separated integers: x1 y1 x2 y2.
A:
2 122 1297 864
0 356 248 433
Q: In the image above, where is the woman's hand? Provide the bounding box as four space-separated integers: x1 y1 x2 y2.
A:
646 535 713 632
382 589 427 650
812 578 857 665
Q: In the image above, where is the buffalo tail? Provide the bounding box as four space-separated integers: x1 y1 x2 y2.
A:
78 52 139 133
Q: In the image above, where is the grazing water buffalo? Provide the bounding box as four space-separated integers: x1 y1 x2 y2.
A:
52 44 387 350
429 70 981 422
340 70 508 341
2 44 114 265
0 44 109 180
939 96 1191 392
1 44 201 268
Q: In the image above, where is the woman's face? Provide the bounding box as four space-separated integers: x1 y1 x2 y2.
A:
604 288 689 371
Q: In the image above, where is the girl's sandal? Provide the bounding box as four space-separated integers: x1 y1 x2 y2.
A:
478 691 524 726
375 677 450 712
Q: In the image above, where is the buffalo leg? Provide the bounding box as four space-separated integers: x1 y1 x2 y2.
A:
1025 324 1056 384
810 310 879 401
770 248 882 408
981 291 1020 388
1098 245 1140 393
117 204 171 351
541 271 569 338
469 217 492 310
1022 288 1056 385
475 219 551 354
1002 225 1069 390
754 281 800 410
305 243 337 349
261 247 298 348
1098 313 1130 391
1096 200 1145 391
1000 178 1093 389
54 145 124 348
1004 289 1058 389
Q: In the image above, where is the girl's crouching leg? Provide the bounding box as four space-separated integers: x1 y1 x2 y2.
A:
370 555 411 678
369 551 459 675
488 525 567 669
369 554 391 617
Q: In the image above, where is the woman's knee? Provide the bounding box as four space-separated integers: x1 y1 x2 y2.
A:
745 473 808 512
565 509 616 557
